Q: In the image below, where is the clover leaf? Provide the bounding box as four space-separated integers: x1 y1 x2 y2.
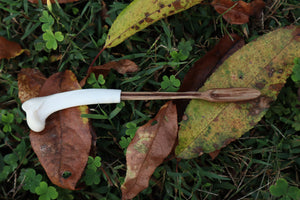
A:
161 75 181 92
270 178 300 200
125 122 138 138
54 32 64 42
4 153 18 169
19 168 42 193
43 30 64 50
170 39 193 63
87 156 101 171
119 136 132 150
0 166 13 181
39 11 54 32
82 168 101 186
270 178 288 197
35 182 58 200
87 73 106 88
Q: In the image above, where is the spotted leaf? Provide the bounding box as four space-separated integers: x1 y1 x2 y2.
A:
176 26 300 159
104 0 203 48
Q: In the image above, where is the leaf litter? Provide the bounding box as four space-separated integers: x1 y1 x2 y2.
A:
16 0 299 197
211 0 265 24
0 36 29 60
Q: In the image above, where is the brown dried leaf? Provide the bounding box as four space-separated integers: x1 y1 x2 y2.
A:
80 59 139 87
18 68 47 103
122 101 178 200
0 36 28 60
211 0 265 24
28 0 79 3
175 34 244 119
29 70 92 190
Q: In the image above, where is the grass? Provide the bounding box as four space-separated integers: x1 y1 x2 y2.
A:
0 0 300 199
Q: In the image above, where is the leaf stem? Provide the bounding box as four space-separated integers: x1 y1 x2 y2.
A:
89 47 106 67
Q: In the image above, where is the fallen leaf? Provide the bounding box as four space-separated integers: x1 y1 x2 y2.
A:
0 36 29 60
211 0 265 24
80 59 139 87
28 70 92 190
175 33 244 119
122 101 178 200
176 26 300 159
28 0 79 3
18 68 47 103
104 0 203 48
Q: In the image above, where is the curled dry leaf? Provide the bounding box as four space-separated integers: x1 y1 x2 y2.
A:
0 36 29 60
105 0 203 48
211 0 265 24
175 33 244 119
22 70 92 190
18 68 47 103
80 59 139 87
176 26 300 159
122 101 178 200
28 0 79 3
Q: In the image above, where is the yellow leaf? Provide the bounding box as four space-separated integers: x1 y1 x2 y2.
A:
104 0 203 48
175 26 300 159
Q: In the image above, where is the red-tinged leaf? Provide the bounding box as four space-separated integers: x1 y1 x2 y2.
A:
28 0 79 3
122 101 178 200
175 34 244 119
211 0 265 24
18 68 47 103
29 70 92 190
80 59 139 87
0 36 29 60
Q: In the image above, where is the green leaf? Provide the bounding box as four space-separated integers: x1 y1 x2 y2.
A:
175 26 300 159
54 32 64 42
270 178 289 197
109 102 125 119
104 0 203 48
119 136 132 149
39 11 54 31
178 39 193 58
4 153 18 169
161 75 180 92
35 182 58 200
43 30 58 50
0 166 13 181
1 113 14 123
19 168 42 193
83 168 101 186
35 182 48 195
287 186 300 200
292 115 300 131
87 156 101 171
97 74 105 85
291 57 300 82
126 122 138 138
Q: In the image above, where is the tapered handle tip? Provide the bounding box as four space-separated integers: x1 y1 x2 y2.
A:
208 88 261 102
